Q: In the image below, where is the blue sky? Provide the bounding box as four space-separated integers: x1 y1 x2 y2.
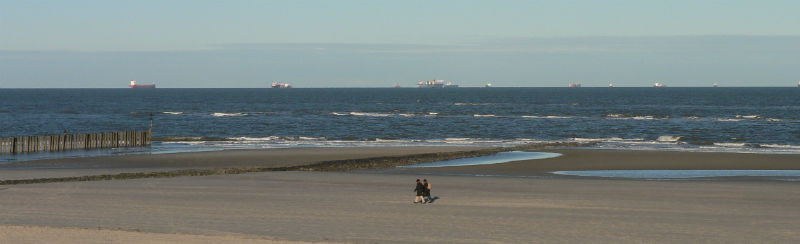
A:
2 0 799 87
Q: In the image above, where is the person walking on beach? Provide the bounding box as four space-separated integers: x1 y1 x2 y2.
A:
423 179 432 203
413 179 425 204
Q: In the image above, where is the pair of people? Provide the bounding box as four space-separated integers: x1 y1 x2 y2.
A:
413 179 432 204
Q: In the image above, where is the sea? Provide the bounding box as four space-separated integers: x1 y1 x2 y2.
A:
1 87 799 162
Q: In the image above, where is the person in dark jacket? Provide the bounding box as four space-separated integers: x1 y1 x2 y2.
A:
423 179 431 203
413 179 425 204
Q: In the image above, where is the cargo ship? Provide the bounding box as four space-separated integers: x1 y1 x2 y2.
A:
417 79 458 88
271 81 292 88
129 80 155 88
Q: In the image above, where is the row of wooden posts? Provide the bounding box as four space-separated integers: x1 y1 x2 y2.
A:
0 131 151 154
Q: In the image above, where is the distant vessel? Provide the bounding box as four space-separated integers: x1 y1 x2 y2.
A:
653 82 666 88
713 82 719 87
608 82 614 88
271 81 292 88
418 79 458 88
129 80 155 88
392 83 401 88
485 83 493 88
568 82 581 88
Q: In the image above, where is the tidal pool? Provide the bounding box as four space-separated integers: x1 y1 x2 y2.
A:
552 170 800 179
398 151 561 168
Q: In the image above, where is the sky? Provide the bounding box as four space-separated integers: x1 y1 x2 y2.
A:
1 0 799 88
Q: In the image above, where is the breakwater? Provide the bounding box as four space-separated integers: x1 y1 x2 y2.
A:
0 131 151 154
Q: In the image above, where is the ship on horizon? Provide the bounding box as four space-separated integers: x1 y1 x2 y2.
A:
271 81 292 88
129 80 155 88
418 79 458 88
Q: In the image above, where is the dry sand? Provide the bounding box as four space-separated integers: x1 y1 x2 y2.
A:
1 147 800 243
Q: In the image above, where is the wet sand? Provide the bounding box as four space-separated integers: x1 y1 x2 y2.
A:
390 149 800 177
1 147 800 243
0 146 485 180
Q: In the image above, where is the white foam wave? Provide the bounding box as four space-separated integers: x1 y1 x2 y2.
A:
331 112 401 117
350 112 392 117
715 118 742 122
521 115 572 119
657 136 682 142
453 103 497 106
572 137 646 143
760 144 800 149
229 136 283 141
767 118 783 122
605 114 664 120
298 136 326 141
736 115 761 119
163 111 183 115
153 136 800 155
713 142 747 147
211 112 247 117
473 114 498 117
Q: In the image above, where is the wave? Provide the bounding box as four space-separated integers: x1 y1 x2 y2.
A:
229 136 288 141
148 136 800 155
572 137 646 142
605 114 667 120
715 118 742 122
211 112 248 117
453 103 499 106
298 136 326 141
331 112 424 117
154 136 231 142
521 115 572 119
473 114 499 117
163 111 183 115
657 135 683 142
350 112 391 117
736 114 761 119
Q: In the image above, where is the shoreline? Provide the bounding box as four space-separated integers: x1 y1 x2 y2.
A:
2 146 800 184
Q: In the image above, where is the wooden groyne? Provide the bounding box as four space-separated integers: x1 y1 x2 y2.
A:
0 131 151 154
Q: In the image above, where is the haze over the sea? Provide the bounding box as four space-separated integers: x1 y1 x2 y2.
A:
2 0 799 88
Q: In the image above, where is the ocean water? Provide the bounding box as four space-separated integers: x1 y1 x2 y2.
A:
1 87 799 160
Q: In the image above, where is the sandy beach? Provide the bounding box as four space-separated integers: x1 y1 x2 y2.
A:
2 147 800 243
